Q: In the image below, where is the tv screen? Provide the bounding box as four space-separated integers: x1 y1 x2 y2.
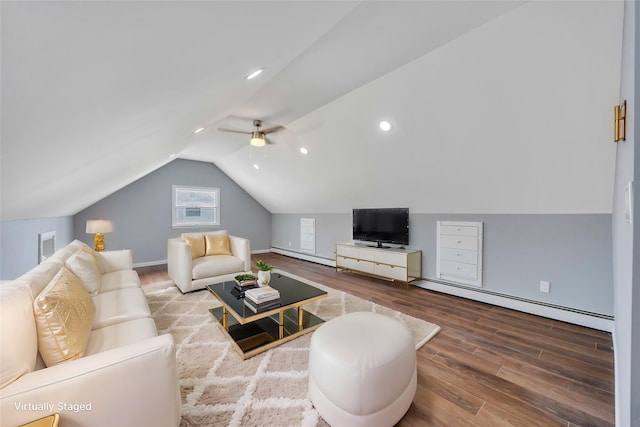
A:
352 208 409 247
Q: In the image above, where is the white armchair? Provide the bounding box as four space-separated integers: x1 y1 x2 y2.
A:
167 231 251 293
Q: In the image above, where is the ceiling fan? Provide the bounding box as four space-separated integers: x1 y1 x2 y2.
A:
218 119 285 147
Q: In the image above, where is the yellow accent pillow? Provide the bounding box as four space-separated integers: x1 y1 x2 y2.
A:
183 236 206 258
33 267 96 367
204 234 232 256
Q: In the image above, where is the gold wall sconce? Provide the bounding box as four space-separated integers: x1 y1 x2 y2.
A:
614 100 626 143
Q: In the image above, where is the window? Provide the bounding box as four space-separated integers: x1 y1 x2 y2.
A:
172 185 220 227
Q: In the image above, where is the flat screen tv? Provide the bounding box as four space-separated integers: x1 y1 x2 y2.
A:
352 208 409 248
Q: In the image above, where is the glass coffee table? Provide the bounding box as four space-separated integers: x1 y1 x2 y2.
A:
206 272 327 359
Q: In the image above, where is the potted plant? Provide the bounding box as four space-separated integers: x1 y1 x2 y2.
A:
255 260 274 286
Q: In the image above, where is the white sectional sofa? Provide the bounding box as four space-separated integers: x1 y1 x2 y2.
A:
167 230 251 293
0 240 180 427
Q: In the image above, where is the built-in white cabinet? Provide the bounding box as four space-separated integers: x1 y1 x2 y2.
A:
335 243 422 288
436 221 483 287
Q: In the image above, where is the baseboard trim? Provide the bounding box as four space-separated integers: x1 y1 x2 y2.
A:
271 247 336 267
414 280 613 332
133 259 167 268
252 249 272 254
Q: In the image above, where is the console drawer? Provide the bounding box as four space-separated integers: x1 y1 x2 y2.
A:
336 245 360 258
374 251 406 267
375 264 407 281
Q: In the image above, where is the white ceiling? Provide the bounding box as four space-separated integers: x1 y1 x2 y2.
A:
0 1 623 221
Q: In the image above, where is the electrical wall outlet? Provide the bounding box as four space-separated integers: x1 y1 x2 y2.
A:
540 281 550 293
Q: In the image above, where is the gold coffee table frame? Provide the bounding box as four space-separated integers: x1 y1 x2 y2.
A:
207 274 327 359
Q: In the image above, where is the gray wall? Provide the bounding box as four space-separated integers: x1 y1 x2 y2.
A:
0 216 74 279
612 2 639 425
272 212 613 316
73 159 271 265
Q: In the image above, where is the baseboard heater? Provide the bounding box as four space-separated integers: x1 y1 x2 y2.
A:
269 247 613 332
416 278 613 332
271 247 336 267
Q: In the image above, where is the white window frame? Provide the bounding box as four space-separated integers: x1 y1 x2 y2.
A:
172 185 220 228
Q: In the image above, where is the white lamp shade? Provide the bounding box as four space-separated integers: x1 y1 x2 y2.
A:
86 220 113 234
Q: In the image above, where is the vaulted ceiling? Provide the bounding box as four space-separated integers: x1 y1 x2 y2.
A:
1 1 624 221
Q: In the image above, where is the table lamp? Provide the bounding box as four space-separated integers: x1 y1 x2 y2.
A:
86 220 113 251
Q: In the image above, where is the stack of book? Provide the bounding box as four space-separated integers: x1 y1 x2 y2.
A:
244 286 281 312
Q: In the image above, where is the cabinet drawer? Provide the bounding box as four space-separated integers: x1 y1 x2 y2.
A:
439 235 478 251
439 247 478 265
440 225 478 237
440 260 478 280
375 264 407 281
374 251 406 267
338 256 375 274
336 245 360 258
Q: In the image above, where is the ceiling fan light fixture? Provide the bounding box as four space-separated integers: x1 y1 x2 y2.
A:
250 131 266 147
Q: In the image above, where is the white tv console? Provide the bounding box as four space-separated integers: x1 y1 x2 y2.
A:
335 243 422 288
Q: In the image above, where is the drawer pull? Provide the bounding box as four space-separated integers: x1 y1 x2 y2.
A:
457 253 461 256
456 266 461 270
457 240 462 244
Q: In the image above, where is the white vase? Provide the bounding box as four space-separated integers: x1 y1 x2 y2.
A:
257 270 271 287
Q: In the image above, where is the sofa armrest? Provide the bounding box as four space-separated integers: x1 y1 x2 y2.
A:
229 235 251 272
167 238 193 291
0 335 180 427
95 250 133 273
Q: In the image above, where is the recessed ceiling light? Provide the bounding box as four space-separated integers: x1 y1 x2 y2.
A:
379 121 392 131
253 164 260 170
300 147 308 155
246 68 264 80
194 127 204 134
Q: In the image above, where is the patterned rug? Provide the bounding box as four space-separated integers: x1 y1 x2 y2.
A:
143 270 440 427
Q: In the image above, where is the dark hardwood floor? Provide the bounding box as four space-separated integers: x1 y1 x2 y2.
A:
136 253 615 427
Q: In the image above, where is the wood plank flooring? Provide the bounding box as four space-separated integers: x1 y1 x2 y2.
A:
136 253 615 427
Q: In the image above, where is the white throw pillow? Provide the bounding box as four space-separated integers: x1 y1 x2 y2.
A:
65 246 102 295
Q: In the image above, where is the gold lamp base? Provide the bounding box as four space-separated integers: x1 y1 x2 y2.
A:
94 233 105 251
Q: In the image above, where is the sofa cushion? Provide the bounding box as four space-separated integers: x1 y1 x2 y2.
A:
0 281 38 388
183 235 205 258
91 287 151 330
204 233 232 256
95 249 133 273
100 270 141 293
85 318 158 355
20 258 65 301
192 255 244 280
33 267 96 367
65 246 102 295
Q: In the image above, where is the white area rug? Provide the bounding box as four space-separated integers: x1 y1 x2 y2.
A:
144 270 440 427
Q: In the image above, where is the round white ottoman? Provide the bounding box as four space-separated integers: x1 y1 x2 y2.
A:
308 311 416 427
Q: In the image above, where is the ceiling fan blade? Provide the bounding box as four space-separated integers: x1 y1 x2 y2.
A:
262 125 285 135
264 136 275 145
218 128 251 134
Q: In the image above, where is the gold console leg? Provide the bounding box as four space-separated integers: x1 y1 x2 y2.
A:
278 311 284 339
